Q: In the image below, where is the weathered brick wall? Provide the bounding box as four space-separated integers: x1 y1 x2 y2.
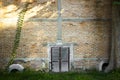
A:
0 0 112 70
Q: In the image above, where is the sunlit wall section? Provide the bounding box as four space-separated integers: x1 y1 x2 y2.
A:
0 0 57 69
17 22 57 58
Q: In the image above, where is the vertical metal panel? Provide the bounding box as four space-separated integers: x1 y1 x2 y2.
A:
68 47 70 71
51 48 53 71
51 47 60 72
61 47 70 72
61 62 68 72
59 47 61 72
61 47 69 61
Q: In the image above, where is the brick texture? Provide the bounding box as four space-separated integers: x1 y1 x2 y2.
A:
0 0 112 70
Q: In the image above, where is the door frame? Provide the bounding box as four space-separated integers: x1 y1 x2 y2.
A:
51 47 70 72
47 43 74 72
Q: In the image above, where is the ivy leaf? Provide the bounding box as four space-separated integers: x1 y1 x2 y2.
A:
113 1 120 5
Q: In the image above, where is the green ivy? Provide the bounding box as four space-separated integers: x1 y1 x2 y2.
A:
6 3 29 69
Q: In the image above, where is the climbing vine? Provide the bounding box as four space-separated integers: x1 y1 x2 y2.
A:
6 3 29 68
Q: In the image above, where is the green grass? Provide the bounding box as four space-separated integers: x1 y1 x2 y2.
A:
0 70 120 80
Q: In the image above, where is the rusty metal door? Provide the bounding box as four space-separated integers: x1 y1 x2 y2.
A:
51 47 70 72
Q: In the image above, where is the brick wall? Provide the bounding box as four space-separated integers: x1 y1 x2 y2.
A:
0 0 112 70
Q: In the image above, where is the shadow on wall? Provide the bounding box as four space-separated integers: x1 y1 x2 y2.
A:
0 0 112 70
0 0 57 19
0 0 56 69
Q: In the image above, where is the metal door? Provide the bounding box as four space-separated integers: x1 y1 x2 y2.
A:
51 47 70 72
